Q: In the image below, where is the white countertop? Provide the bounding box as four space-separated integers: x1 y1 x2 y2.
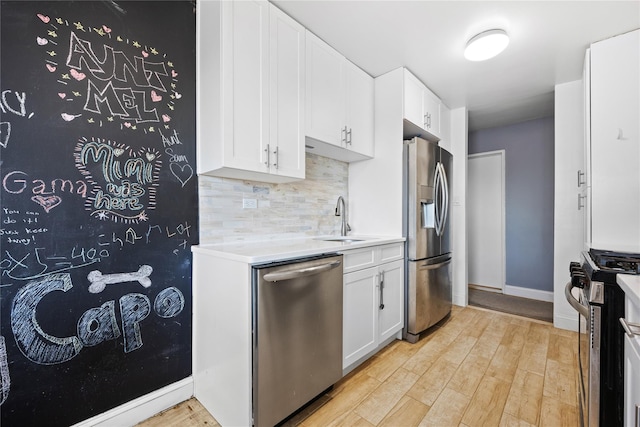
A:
192 235 405 264
618 274 640 309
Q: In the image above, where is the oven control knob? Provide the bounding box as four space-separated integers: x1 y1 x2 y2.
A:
569 261 581 273
571 273 587 288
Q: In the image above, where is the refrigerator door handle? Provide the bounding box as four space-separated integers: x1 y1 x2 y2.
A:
434 162 443 235
419 257 452 270
439 162 449 232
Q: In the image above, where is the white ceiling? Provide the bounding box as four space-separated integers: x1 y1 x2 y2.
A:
272 0 640 131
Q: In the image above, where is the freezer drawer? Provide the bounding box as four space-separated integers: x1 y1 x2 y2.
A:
406 254 452 342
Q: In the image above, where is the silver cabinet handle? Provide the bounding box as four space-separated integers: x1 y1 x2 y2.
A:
346 128 352 145
424 112 431 129
578 194 586 210
379 270 385 310
619 317 640 337
578 170 586 187
264 143 270 166
636 404 640 427
341 126 347 144
273 146 279 169
263 260 341 282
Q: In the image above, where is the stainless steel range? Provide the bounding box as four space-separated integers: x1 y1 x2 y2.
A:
566 249 640 427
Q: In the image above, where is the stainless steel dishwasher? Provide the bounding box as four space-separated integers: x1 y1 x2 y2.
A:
252 253 343 427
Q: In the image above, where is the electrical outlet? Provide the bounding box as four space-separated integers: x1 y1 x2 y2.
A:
243 198 257 209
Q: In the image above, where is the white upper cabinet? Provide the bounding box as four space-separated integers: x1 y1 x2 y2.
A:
588 29 640 251
344 61 375 159
198 0 305 183
305 31 374 162
403 69 442 140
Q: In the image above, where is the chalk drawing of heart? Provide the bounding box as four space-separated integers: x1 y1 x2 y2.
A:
151 90 162 102
146 152 156 161
58 93 66 99
171 70 178 78
170 163 194 187
142 50 149 58
31 195 62 213
102 25 112 34
37 37 48 45
37 14 50 23
124 122 132 128
162 114 171 123
174 92 182 99
113 148 124 156
46 64 56 72
61 113 82 121
70 69 86 81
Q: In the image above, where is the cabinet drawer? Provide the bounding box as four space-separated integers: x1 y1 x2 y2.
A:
379 243 404 264
628 297 640 324
342 248 377 274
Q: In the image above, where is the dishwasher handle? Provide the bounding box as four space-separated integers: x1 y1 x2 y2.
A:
263 260 342 282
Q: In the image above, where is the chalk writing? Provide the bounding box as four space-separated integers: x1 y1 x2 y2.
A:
77 301 120 347
0 90 35 119
1 243 109 281
9 272 185 364
2 171 87 213
74 137 160 223
11 273 84 365
0 89 35 150
36 14 184 133
87 265 152 294
154 287 185 318
0 336 9 405
0 122 11 149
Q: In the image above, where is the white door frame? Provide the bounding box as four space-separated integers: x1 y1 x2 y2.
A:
467 150 506 292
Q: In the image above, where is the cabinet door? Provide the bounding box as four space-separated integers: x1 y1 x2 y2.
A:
403 71 424 129
422 90 441 138
625 335 640 427
378 260 404 342
305 31 345 147
590 30 640 249
269 5 305 179
343 267 378 369
223 0 270 173
345 61 374 158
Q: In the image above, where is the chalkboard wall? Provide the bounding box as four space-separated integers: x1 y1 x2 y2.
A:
0 1 198 425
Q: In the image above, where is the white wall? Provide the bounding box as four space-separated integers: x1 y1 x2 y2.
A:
553 79 584 331
449 107 468 306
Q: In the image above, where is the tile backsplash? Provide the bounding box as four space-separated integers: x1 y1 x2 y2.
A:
198 153 349 244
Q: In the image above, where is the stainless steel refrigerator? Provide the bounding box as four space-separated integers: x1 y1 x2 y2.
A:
403 136 452 343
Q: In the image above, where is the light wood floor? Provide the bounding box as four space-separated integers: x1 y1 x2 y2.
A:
137 305 579 427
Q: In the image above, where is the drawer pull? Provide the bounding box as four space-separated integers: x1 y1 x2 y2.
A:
619 318 640 337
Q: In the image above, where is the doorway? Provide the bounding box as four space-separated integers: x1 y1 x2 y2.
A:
467 150 505 292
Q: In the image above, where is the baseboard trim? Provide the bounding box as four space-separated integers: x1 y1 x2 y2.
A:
504 284 554 302
71 377 194 427
554 313 579 332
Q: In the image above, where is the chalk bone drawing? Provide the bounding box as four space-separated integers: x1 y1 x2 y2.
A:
74 137 161 224
87 265 153 294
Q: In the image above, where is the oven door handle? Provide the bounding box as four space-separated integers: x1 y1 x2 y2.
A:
565 282 589 318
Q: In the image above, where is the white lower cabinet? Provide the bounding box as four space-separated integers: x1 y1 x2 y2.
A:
341 243 404 372
625 334 640 427
624 289 640 427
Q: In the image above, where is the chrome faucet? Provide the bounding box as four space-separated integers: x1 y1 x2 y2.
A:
335 196 351 236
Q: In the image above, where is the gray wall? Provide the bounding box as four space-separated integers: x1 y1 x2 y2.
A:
468 117 555 292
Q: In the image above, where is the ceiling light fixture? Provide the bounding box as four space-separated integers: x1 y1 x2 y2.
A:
464 29 509 61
